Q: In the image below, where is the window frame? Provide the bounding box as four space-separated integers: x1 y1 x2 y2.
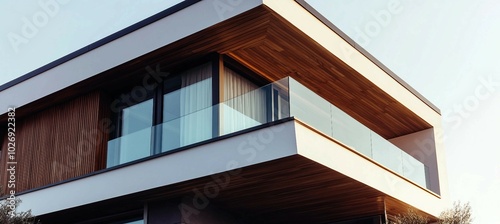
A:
106 53 272 167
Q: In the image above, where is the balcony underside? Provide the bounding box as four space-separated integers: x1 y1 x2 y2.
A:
30 121 437 223
38 155 435 223
9 5 431 139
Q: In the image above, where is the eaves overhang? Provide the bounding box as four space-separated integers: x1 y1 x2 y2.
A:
0 1 436 139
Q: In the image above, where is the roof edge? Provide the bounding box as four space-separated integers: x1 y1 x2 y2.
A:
294 0 441 114
0 0 201 92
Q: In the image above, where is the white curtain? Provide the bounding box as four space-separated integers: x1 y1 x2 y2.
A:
222 67 266 134
180 63 212 146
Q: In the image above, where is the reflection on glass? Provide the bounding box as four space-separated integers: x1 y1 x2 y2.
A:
105 74 428 189
122 219 144 224
121 99 153 135
330 105 371 157
107 127 152 167
162 63 212 152
107 99 153 168
287 77 427 188
371 132 403 174
162 89 181 151
222 67 267 134
402 152 426 187
289 78 332 136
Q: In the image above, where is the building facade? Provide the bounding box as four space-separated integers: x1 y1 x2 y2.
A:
0 0 449 223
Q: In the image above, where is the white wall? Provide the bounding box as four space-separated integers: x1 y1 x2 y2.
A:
16 121 296 215
0 0 263 114
389 128 440 194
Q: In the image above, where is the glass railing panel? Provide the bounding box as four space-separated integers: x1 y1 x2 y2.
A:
371 132 403 175
107 127 152 168
330 105 372 157
105 76 429 190
272 77 291 120
402 152 427 187
289 78 333 137
221 86 269 135
161 106 213 152
160 117 181 152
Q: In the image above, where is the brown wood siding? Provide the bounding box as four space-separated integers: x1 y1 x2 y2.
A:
0 6 433 139
0 91 108 195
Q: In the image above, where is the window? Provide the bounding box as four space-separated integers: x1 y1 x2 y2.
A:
107 99 153 167
121 219 144 224
161 63 213 152
221 66 267 134
106 55 289 167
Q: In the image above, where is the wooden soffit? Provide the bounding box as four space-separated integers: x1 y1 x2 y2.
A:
38 155 437 223
2 5 432 139
123 5 431 138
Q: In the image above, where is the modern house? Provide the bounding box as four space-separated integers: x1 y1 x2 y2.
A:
0 0 449 223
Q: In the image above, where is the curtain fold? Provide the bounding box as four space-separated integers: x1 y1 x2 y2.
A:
180 63 212 146
222 67 266 134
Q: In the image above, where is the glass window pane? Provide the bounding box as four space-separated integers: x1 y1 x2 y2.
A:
162 63 212 152
222 67 269 135
163 89 181 121
107 99 153 167
162 89 181 152
123 220 144 224
121 99 153 135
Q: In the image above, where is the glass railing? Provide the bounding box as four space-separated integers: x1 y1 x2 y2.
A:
106 77 428 189
287 77 428 188
107 79 289 168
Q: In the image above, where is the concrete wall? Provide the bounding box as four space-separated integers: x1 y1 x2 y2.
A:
389 128 440 194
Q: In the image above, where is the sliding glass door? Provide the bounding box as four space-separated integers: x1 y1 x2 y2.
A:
107 99 153 167
106 56 289 167
221 67 267 134
161 63 212 152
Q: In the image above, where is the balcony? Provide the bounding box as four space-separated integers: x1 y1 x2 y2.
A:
107 77 429 189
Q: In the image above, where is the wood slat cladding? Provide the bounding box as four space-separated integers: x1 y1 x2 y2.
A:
0 91 108 195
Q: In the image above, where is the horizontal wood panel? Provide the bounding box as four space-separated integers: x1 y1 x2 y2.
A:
227 10 431 138
0 6 431 139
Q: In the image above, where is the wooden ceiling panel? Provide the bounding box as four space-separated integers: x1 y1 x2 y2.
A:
226 9 432 138
3 5 432 139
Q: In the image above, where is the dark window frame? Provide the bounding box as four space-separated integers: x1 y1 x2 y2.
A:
106 53 273 166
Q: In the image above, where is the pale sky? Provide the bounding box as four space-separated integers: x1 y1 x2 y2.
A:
1 0 499 223
315 0 500 223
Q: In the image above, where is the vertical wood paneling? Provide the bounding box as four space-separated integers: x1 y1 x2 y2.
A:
0 91 108 195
